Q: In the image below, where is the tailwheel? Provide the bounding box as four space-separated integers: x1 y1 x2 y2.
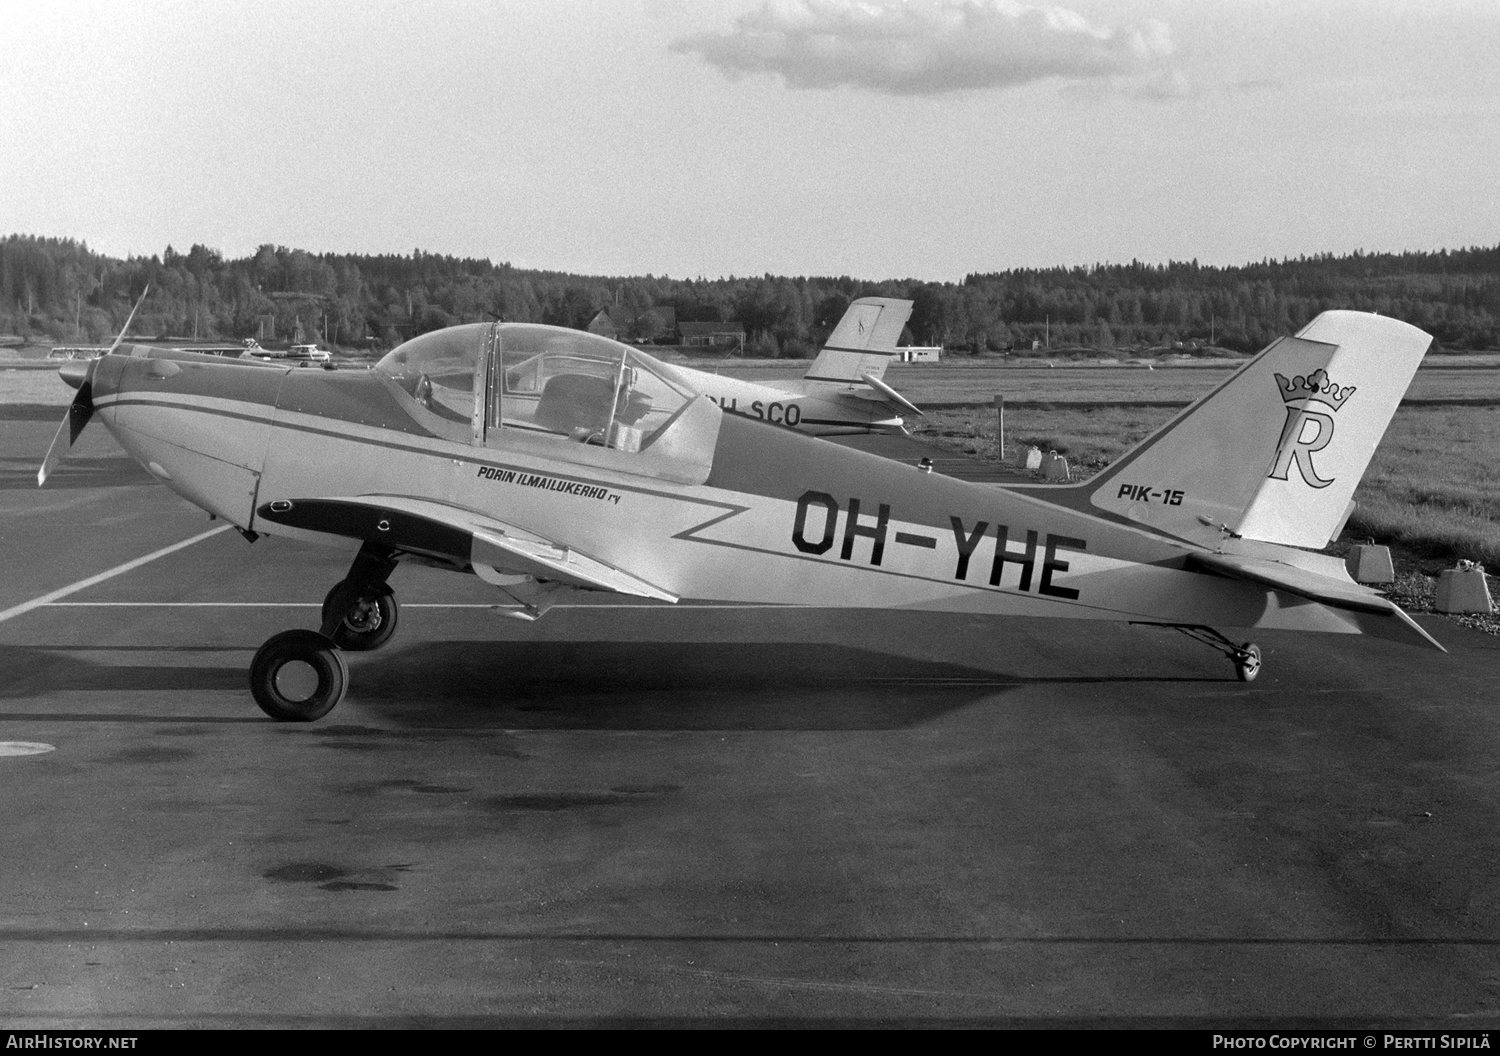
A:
1156 625 1267 683
322 580 398 652
250 629 348 721
1234 643 1262 682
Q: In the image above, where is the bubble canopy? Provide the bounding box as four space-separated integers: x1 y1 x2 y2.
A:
374 322 699 451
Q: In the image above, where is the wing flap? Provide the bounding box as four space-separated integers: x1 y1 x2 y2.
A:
254 494 677 602
470 528 677 601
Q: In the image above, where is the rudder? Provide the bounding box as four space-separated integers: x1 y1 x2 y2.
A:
804 297 913 386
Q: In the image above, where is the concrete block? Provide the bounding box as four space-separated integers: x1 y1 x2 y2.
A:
1345 544 1395 585
1024 446 1042 470
1435 564 1495 614
1042 450 1071 482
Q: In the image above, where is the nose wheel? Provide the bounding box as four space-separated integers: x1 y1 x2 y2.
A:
250 629 348 721
250 541 401 721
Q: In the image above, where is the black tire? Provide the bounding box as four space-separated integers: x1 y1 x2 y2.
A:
322 580 398 652
250 629 348 721
1234 642 1262 683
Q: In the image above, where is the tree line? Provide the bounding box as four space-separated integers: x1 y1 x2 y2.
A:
3 234 1499 357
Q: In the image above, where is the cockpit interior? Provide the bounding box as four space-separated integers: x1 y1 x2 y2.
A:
374 322 702 454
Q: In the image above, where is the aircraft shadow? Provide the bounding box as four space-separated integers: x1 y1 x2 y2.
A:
350 640 1017 732
0 642 1223 731
0 404 70 422
0 645 244 699
0 454 155 489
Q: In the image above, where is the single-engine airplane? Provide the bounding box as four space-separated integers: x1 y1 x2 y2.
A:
40 306 1441 721
667 295 921 435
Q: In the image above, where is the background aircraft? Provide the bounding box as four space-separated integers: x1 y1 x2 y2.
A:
40 308 1439 721
668 295 921 435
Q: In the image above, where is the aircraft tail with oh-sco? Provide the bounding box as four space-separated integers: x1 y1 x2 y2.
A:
672 296 923 434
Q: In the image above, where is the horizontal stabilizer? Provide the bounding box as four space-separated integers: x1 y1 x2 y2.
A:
851 372 923 415
1187 551 1445 651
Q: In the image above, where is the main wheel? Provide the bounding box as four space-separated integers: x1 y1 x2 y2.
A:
250 629 348 721
322 580 398 652
1234 642 1262 682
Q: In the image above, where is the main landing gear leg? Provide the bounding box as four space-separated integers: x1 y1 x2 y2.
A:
320 542 401 652
249 542 401 722
1168 625 1263 682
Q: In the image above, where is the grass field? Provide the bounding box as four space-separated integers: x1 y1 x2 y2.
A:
1348 407 1500 569
913 402 1500 572
914 403 1178 472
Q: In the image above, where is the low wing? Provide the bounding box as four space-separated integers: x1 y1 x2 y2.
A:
1186 551 1443 650
255 494 677 602
468 526 677 600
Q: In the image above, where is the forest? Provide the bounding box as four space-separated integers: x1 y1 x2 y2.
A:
3 233 1499 357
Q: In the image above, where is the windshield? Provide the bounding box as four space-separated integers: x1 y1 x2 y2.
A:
375 322 696 452
374 324 484 426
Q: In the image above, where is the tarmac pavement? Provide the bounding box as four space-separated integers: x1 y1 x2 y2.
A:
2 408 1500 1027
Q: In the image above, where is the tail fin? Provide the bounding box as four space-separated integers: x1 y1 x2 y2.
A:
804 297 913 386
1085 311 1432 549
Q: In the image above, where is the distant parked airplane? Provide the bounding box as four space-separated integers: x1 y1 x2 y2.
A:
671 296 922 435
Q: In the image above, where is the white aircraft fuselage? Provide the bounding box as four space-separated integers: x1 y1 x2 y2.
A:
667 366 906 434
45 311 1441 720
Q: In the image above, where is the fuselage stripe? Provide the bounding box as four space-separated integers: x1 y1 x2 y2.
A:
101 393 733 506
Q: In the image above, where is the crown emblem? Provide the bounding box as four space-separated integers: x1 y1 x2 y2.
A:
1275 368 1355 410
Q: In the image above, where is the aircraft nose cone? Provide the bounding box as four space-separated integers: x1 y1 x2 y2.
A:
58 360 90 390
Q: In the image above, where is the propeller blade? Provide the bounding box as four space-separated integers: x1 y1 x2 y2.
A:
37 286 145 486
66 378 95 444
37 379 93 486
107 285 149 356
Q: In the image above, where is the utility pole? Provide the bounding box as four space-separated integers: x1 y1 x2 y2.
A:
994 394 1005 460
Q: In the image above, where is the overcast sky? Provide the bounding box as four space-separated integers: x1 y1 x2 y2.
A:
2 0 1497 281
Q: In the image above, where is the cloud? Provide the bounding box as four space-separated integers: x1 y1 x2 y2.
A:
671 0 1179 97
